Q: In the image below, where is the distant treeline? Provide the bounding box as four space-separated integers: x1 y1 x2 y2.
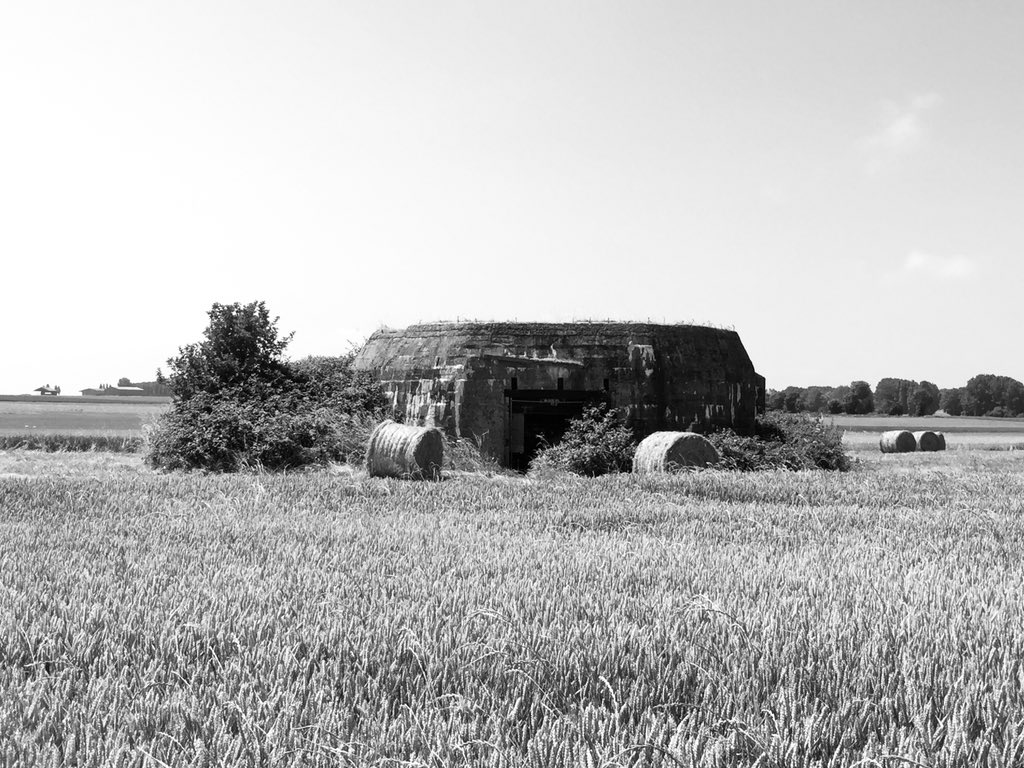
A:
767 374 1024 418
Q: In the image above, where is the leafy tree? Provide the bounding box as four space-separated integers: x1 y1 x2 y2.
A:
825 385 850 404
996 378 1024 416
844 381 874 415
909 380 940 417
961 375 997 416
800 386 829 413
783 386 804 413
959 374 1024 417
117 377 132 387
766 389 786 412
874 378 916 416
939 387 963 416
161 302 295 402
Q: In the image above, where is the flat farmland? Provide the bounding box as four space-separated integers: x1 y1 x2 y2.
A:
0 397 171 436
2 449 1024 766
829 413 1024 451
829 413 1024 433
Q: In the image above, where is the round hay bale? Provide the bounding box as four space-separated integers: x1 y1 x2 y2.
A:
936 432 946 451
879 430 916 453
913 430 943 452
632 431 721 473
365 420 444 480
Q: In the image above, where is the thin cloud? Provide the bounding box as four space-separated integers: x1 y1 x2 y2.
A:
862 93 941 173
903 250 976 280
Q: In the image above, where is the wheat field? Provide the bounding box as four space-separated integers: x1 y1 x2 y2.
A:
1 450 1023 766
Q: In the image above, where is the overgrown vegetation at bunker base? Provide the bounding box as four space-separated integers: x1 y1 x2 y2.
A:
530 405 850 475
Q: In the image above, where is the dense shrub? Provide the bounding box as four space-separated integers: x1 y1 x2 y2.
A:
533 408 849 476
145 391 377 472
146 302 385 472
290 354 389 417
530 404 635 476
707 412 850 471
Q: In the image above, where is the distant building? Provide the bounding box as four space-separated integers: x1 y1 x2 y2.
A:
79 381 173 398
79 385 145 397
105 386 147 396
33 384 61 396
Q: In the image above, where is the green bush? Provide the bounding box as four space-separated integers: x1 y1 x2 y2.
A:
707 412 850 471
146 302 385 472
530 409 849 477
290 354 389 417
530 404 636 476
145 391 377 472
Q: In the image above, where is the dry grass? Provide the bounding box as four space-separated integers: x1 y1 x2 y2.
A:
1 450 1023 765
0 433 143 453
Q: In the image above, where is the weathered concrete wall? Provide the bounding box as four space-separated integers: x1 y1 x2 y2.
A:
352 322 762 462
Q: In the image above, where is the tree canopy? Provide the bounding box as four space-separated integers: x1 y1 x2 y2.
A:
161 302 295 401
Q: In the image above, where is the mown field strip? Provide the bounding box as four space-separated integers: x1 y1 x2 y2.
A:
829 414 1024 434
1 453 1023 766
843 430 1024 451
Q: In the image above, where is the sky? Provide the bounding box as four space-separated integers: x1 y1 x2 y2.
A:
2 1 1022 394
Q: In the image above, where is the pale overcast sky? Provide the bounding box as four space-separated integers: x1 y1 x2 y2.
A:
2 1 1021 394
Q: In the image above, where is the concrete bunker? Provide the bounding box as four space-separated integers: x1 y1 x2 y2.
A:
352 322 765 469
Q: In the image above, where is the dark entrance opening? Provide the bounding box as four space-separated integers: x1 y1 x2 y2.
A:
505 389 607 472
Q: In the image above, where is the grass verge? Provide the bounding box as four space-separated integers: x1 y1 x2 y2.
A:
0 433 143 453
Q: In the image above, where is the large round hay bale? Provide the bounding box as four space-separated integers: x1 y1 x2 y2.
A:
633 431 721 473
913 430 944 452
936 432 946 451
365 420 444 480
879 430 916 453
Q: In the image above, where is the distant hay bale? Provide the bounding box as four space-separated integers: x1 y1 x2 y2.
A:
879 430 916 453
633 431 721 473
365 420 444 480
936 432 946 451
914 430 945 452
